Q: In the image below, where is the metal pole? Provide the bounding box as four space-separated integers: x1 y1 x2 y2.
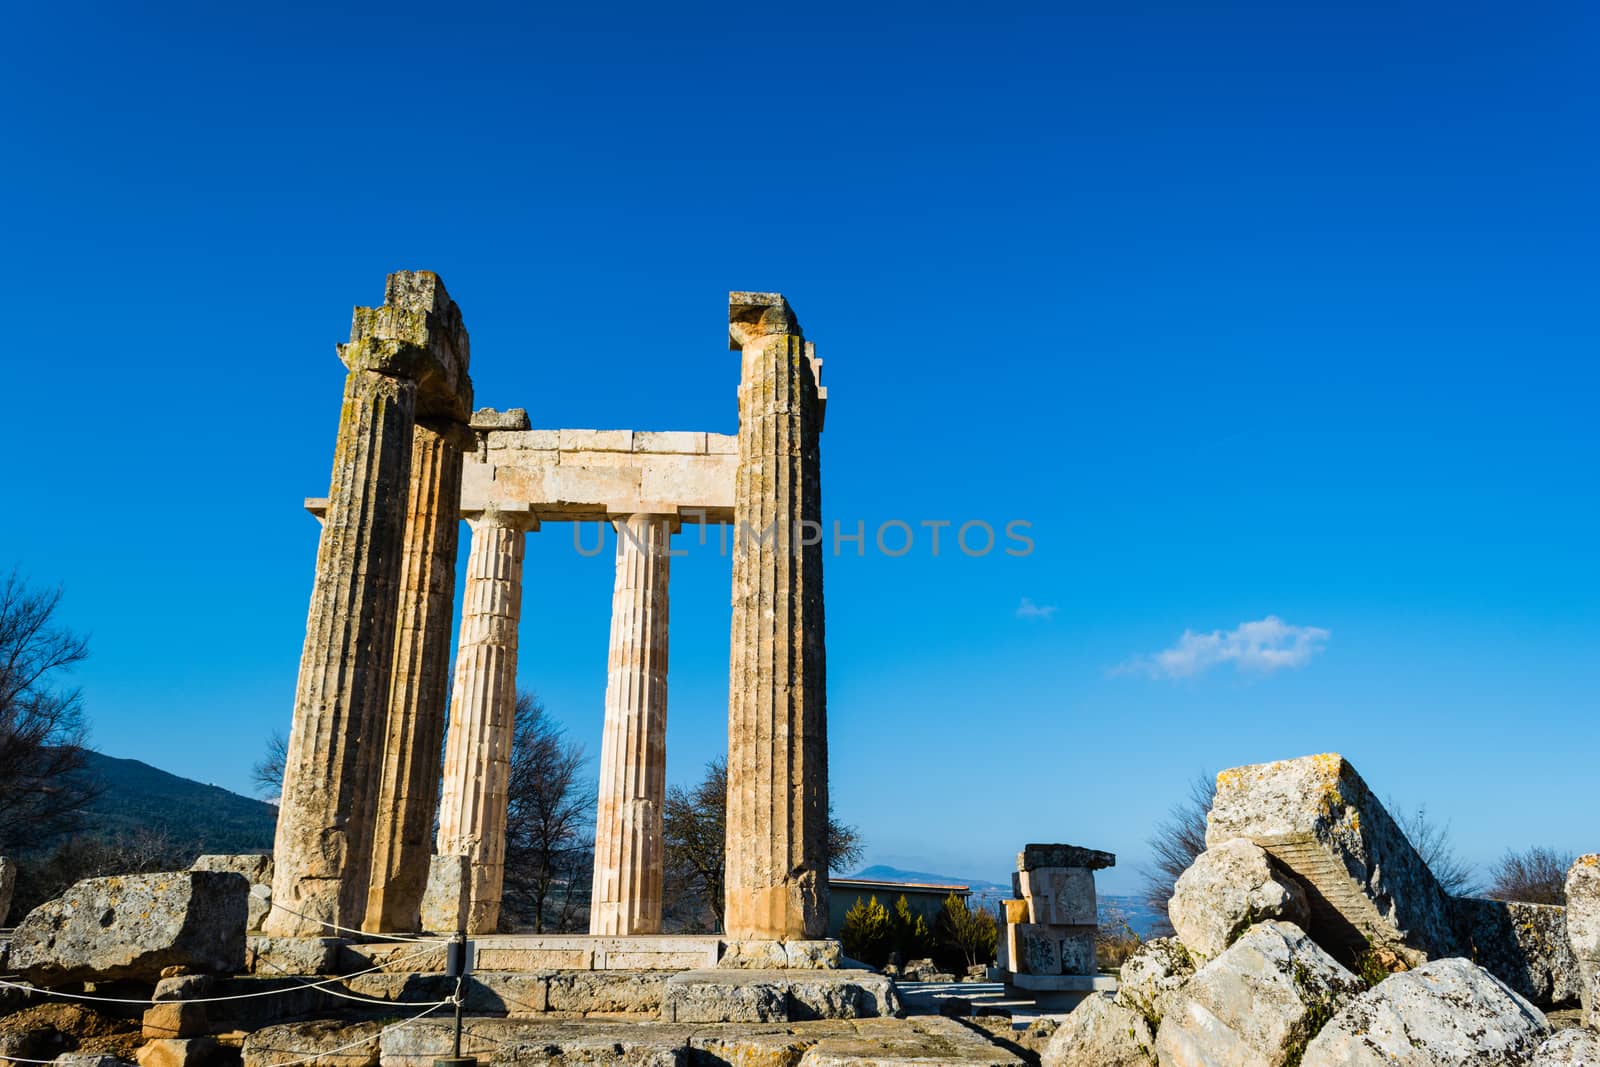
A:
434 928 475 1067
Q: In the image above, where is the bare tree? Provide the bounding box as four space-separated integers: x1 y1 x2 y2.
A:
1141 772 1215 930
498 692 594 933
1487 847 1573 905
253 729 288 802
1389 797 1480 897
0 571 99 854
662 755 866 933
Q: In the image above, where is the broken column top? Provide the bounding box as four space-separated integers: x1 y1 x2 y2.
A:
728 291 801 348
339 270 473 421
470 407 530 431
1018 844 1116 872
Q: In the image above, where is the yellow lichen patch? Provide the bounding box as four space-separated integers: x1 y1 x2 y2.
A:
1578 854 1599 867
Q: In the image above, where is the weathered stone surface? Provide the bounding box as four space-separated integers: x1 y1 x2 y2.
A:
1301 957 1550 1066
724 292 829 942
190 855 273 884
1532 1028 1600 1066
134 1038 223 1067
1207 753 1460 965
797 1016 1026 1066
11 872 248 984
153 975 212 1002
662 970 900 1023
1018 867 1096 926
365 420 464 935
379 1018 686 1067
1017 844 1116 872
140 1003 206 1041
1041 992 1155 1067
0 854 16 926
54 1056 134 1067
435 507 536 934
470 407 530 431
1567 855 1600 1025
1451 896 1582 1008
1012 924 1096 976
1169 840 1311 961
545 970 668 1016
1115 936 1195 1026
243 1020 385 1067
591 514 672 937
717 940 844 970
1156 920 1366 1067
418 855 470 935
245 936 343 976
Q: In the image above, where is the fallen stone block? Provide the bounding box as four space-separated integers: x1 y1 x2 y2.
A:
133 1038 224 1067
1451 896 1582 1008
799 1016 1027 1066
1533 1027 1600 1066
1018 844 1116 871
189 855 272 884
1566 854 1600 1025
377 1018 688 1067
1115 935 1195 1026
1169 839 1311 961
1301 957 1550 1066
544 970 668 1015
139 1002 207 1040
1207 753 1461 965
243 1020 385 1067
11 872 248 985
1041 992 1155 1067
661 970 900 1023
246 936 344 976
1156 920 1366 1067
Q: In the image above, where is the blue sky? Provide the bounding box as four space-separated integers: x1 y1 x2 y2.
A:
2 2 1595 895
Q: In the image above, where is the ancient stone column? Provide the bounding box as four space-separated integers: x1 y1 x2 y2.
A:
589 514 674 936
723 292 830 941
363 419 467 933
266 272 472 938
435 506 535 934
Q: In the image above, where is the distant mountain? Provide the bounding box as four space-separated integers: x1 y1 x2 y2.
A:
848 863 1165 938
75 750 278 855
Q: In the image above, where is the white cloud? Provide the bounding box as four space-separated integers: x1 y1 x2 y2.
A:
1123 615 1330 679
1016 597 1057 621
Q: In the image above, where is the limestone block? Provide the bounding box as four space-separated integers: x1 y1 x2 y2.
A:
0 855 15 926
1018 844 1116 872
141 1002 207 1040
11 872 248 985
190 855 273 884
634 431 706 453
1156 921 1366 1067
1207 753 1461 965
1040 993 1156 1067
153 975 213 1001
246 885 270 932
487 428 557 451
1169 839 1311 961
1450 896 1582 1008
1003 899 1030 925
1567 854 1600 1024
706 433 738 454
1019 867 1097 925
245 936 343 976
469 408 529 430
559 429 633 452
544 971 668 1015
1115 935 1195 1026
1301 957 1550 1067
798 1016 1028 1065
717 940 843 970
1533 1028 1600 1066
243 1020 384 1067
419 855 470 936
662 970 900 1023
378 1019 687 1067
1013 924 1096 976
134 1039 223 1067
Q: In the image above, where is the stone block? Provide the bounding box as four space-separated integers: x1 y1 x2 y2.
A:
134 1039 223 1067
717 939 842 969
0 855 15 926
487 429 557 451
243 1020 385 1067
1207 752 1461 965
1019 867 1097 925
661 970 900 1023
1115 936 1195 1027
706 433 738 454
419 854 470 935
1002 899 1030 925
469 407 529 430
634 431 706 454
1535 1028 1600 1066
1567 854 1600 1025
1017 844 1116 872
11 872 248 985
189 855 272 884
141 1002 208 1040
1169 839 1311 961
544 970 667 1015
246 885 270 932
559 429 632 452
1450 896 1582 1008
1012 924 1096 976
245 936 343 976
1041 992 1155 1067
1301 957 1550 1066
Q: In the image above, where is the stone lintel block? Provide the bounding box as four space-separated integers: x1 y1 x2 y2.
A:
489 428 559 451
717 939 842 970
470 407 530 430
1208 752 1461 964
1017 844 1116 872
1019 867 1097 925
341 271 472 421
728 291 800 348
634 430 707 454
559 428 633 452
706 433 738 454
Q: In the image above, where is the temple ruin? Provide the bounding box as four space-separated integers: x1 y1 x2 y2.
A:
267 273 830 946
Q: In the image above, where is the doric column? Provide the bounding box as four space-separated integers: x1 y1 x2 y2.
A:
723 292 830 941
363 419 467 933
589 513 674 935
436 505 535 934
266 272 471 938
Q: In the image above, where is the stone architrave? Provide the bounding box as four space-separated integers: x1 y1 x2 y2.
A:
364 418 467 933
1206 753 1461 966
590 513 674 935
265 272 471 937
722 292 830 941
435 505 536 934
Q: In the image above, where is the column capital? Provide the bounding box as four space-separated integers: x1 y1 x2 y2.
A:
729 291 801 349
464 504 539 533
608 510 681 536
339 271 474 423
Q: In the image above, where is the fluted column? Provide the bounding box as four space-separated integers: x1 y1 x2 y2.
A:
363 419 465 933
436 506 535 934
590 514 674 935
723 292 829 940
